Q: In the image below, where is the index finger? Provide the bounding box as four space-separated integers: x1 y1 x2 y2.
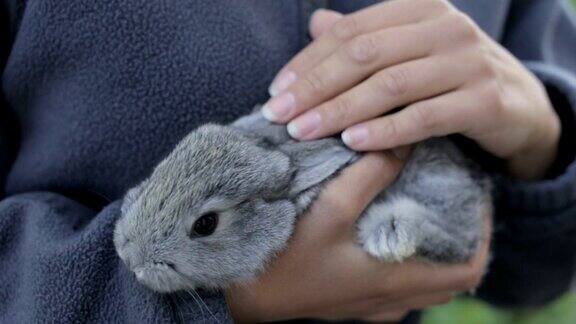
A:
268 0 453 95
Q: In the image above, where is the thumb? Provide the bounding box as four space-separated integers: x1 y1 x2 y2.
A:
317 151 406 230
309 9 344 39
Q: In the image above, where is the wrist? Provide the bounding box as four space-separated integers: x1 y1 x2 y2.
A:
507 111 561 181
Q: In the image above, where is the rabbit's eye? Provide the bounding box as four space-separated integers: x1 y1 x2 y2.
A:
192 212 219 237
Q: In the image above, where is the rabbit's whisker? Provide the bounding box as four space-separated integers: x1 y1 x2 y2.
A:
190 289 219 324
169 294 186 324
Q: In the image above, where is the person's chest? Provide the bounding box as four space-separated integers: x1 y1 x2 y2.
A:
2 0 308 200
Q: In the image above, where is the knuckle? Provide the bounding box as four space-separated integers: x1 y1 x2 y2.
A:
332 96 355 122
302 71 328 96
381 117 401 145
484 81 504 113
374 68 410 97
477 55 498 79
344 35 378 63
331 16 361 40
381 151 403 173
294 50 315 71
428 0 454 13
447 12 481 43
411 105 437 132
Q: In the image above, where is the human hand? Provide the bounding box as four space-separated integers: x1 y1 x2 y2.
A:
263 0 560 180
226 152 492 323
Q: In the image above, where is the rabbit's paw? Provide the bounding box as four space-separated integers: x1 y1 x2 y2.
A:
358 197 426 262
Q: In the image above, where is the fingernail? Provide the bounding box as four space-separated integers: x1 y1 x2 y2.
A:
287 111 322 139
342 126 369 147
392 146 411 161
269 70 297 97
262 92 296 121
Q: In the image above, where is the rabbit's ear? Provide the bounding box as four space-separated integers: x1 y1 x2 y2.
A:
281 139 357 196
121 180 147 215
231 105 292 145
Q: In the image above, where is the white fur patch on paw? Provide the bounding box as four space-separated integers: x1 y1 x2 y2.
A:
358 197 426 262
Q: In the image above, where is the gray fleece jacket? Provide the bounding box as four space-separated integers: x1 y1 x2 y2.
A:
0 0 575 323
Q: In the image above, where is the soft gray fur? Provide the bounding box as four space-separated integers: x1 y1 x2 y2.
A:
114 106 491 293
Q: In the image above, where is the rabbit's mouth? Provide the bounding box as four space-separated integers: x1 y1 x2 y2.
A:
133 262 191 293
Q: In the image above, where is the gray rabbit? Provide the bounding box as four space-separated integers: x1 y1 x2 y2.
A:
114 106 491 293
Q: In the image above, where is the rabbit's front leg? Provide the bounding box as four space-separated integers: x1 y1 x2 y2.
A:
358 195 481 263
357 196 423 262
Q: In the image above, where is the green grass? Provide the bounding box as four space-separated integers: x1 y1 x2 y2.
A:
423 3 576 323
422 294 576 324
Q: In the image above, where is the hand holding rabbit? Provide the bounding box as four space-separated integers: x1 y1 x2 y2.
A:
226 152 491 323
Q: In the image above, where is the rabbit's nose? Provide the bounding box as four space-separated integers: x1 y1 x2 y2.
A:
118 245 144 272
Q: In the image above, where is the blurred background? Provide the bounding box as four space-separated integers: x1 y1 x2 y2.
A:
422 1 576 323
422 295 576 324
